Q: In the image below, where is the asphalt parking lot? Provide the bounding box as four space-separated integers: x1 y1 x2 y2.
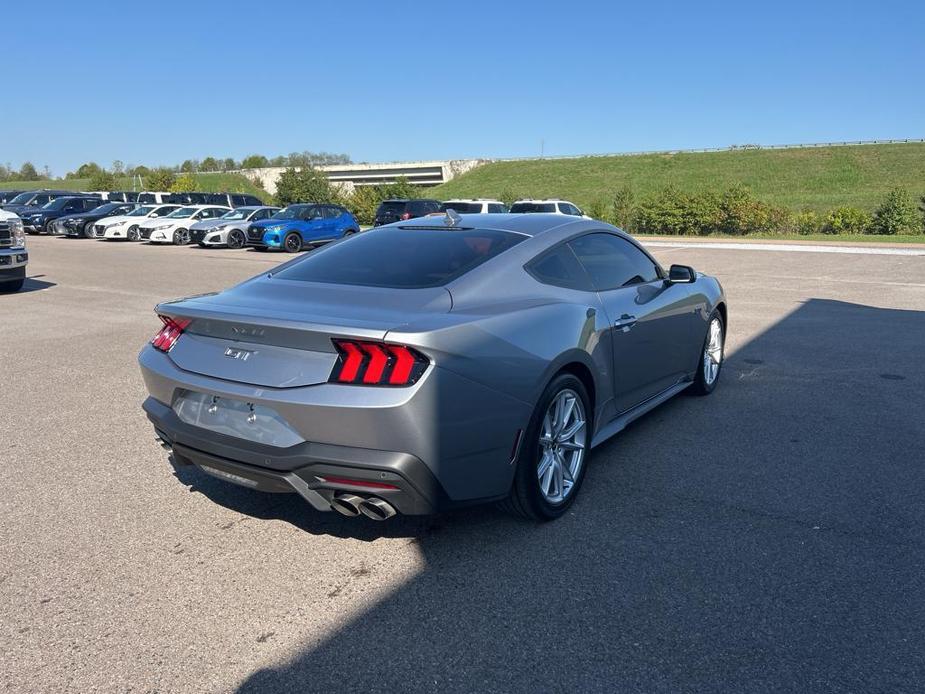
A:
2 236 924 693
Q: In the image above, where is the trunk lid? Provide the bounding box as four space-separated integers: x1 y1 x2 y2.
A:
159 277 452 388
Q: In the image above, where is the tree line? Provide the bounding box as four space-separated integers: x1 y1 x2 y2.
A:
0 151 352 183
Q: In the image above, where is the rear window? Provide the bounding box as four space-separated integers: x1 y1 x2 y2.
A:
273 228 525 288
377 201 406 214
510 202 556 213
439 202 482 214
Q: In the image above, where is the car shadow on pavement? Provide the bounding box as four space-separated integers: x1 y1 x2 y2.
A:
1 275 57 294
192 298 925 693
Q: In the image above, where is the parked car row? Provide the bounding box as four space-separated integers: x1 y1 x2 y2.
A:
0 191 590 257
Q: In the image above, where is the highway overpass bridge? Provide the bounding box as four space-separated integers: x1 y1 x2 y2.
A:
240 159 489 196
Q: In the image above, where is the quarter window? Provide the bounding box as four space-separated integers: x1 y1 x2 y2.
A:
568 233 660 290
526 244 594 291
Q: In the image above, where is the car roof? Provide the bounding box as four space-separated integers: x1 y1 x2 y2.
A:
397 213 596 237
512 199 577 204
443 198 503 203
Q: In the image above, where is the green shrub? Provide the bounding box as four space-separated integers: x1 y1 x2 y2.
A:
795 210 822 235
347 186 383 226
611 185 635 231
169 173 197 193
822 206 871 234
586 199 611 223
275 167 338 206
499 188 520 208
869 188 920 235
634 186 720 236
717 184 780 235
88 170 117 191
145 168 176 190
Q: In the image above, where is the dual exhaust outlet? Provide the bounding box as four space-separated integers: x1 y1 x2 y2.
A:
330 493 397 521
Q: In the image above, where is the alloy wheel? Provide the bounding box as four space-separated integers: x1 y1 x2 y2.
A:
537 389 587 504
703 317 724 385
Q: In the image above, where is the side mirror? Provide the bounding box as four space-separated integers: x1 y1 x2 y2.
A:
668 264 696 283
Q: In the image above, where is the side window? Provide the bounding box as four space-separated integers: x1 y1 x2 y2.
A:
560 203 581 216
246 196 263 206
251 209 267 221
568 233 660 290
231 195 245 207
526 244 594 291
426 201 440 213
488 203 506 213
323 206 340 219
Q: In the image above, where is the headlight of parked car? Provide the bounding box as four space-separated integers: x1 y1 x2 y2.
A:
10 218 25 247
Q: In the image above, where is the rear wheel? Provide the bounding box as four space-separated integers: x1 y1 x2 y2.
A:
83 221 95 239
343 229 357 237
283 231 302 253
42 220 54 235
227 229 245 249
127 225 140 242
502 373 591 521
173 228 190 246
690 310 724 395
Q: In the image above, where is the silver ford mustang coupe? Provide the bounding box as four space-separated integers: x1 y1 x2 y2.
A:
139 214 726 521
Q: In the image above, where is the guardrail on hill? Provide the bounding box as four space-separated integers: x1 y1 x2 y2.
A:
496 138 925 162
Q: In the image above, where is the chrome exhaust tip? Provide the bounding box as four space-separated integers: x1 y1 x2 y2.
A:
330 493 364 517
358 497 397 521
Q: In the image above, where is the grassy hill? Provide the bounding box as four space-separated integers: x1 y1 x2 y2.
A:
433 143 925 213
0 172 269 200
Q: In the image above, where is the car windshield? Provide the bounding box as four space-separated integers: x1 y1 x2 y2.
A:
273 228 525 289
510 202 556 213
127 206 154 216
167 206 197 218
42 197 83 211
377 201 406 214
439 202 483 214
93 203 124 214
220 208 252 220
9 192 36 205
274 205 309 220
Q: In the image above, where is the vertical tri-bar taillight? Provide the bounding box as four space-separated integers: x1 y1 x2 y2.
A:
329 339 429 386
151 315 192 352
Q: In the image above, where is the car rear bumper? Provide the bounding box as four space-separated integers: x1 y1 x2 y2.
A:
145 397 447 514
138 345 532 513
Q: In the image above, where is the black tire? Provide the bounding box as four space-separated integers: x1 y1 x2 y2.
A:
83 222 95 239
343 229 357 237
283 231 302 253
227 229 245 249
127 225 140 242
42 220 54 235
0 279 24 293
689 310 725 396
501 373 592 521
173 228 189 246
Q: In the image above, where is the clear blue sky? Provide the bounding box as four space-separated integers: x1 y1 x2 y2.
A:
3 0 923 177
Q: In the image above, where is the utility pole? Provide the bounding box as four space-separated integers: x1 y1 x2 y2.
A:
540 139 545 159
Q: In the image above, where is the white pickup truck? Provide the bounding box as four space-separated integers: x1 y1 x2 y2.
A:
0 209 27 293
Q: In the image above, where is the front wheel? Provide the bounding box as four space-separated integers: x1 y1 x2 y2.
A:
283 231 302 253
83 222 95 239
502 373 591 521
689 310 725 395
227 229 245 249
173 228 189 245
0 279 24 293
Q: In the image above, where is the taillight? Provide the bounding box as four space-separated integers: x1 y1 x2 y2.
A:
400 212 411 220
151 315 191 352
330 339 429 386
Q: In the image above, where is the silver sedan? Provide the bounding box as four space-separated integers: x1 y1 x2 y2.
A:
138 214 726 521
188 206 280 248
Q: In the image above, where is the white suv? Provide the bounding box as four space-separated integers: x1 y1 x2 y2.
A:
438 199 509 214
138 205 231 245
509 199 586 216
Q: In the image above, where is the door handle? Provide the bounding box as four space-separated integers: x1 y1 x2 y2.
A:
614 314 637 331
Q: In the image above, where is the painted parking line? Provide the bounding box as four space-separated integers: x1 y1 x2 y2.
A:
641 241 925 256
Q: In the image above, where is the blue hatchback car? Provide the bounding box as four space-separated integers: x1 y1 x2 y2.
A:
245 203 360 252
